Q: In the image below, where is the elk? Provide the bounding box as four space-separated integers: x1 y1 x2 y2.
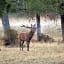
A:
18 24 36 51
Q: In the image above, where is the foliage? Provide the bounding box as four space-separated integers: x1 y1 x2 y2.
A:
5 29 18 39
25 0 64 15
0 0 16 17
0 0 64 16
4 29 18 45
5 0 16 13
0 0 7 16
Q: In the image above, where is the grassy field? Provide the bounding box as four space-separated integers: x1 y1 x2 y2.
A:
0 27 63 64
0 42 64 64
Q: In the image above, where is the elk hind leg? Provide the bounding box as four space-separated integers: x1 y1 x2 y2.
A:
20 40 21 51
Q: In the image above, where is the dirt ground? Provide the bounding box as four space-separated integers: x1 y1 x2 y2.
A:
0 42 64 64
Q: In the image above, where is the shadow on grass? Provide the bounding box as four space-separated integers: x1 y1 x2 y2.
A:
41 34 55 43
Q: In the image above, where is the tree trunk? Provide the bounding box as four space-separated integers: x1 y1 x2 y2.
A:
2 15 10 32
2 15 10 45
61 15 64 41
36 14 42 41
2 3 11 45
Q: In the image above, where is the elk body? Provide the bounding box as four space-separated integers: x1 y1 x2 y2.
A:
18 24 36 51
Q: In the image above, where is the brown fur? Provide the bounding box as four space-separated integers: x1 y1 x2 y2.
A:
18 24 36 51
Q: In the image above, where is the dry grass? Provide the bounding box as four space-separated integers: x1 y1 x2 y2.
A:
0 42 64 64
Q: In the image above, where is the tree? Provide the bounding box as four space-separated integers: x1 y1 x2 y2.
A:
43 0 64 41
25 0 47 41
0 0 16 32
0 0 10 32
0 0 16 45
24 0 64 41
60 2 64 41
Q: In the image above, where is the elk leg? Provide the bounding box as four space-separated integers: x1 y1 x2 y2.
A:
27 41 30 51
20 40 21 51
21 41 24 51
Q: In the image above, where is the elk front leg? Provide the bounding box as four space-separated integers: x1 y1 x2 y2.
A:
27 41 30 51
21 41 24 51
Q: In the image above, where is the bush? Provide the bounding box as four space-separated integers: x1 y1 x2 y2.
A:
4 29 18 46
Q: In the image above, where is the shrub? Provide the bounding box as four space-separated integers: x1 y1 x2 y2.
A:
4 29 18 46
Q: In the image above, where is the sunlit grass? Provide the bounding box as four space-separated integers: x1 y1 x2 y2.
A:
0 42 64 64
